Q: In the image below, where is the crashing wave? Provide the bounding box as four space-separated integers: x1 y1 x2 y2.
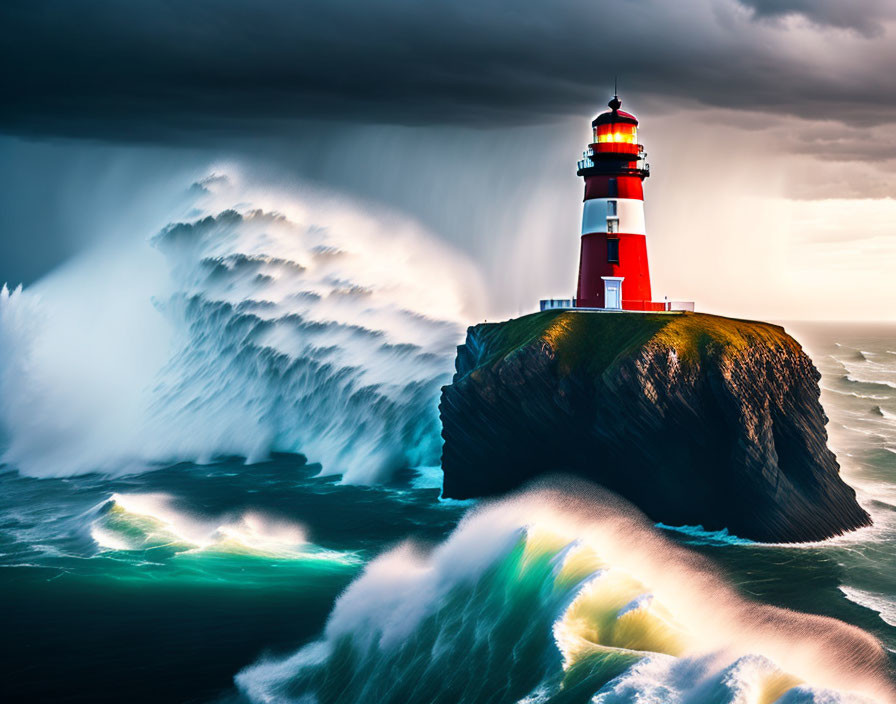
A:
236 480 892 704
90 491 356 562
92 492 308 555
0 172 483 481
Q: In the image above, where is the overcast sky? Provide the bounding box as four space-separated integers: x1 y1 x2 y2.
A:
2 0 895 319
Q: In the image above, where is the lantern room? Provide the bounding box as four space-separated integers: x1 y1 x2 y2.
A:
593 121 637 145
591 96 641 157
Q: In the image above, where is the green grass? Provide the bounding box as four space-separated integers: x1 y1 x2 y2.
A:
468 310 798 377
652 312 799 364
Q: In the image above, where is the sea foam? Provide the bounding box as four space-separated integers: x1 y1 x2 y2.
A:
236 480 893 704
0 171 483 481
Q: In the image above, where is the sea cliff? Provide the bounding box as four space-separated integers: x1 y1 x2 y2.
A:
439 310 871 542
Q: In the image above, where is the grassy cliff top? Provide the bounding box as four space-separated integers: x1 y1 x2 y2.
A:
469 310 801 376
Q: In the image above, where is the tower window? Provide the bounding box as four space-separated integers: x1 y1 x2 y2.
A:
607 218 618 234
607 200 618 216
608 178 618 197
607 238 619 263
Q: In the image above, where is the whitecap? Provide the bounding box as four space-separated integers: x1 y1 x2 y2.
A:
839 586 896 628
90 491 358 562
655 523 755 546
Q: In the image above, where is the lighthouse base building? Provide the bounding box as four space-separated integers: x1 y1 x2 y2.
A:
541 94 693 314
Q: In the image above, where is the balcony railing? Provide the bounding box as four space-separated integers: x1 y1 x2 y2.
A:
577 154 650 175
567 300 696 312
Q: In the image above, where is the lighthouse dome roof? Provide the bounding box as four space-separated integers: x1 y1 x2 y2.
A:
592 95 638 126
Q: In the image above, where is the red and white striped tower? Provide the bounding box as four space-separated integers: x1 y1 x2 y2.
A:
575 95 655 310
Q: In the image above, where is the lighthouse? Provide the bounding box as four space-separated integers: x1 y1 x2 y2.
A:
538 94 693 314
575 94 657 310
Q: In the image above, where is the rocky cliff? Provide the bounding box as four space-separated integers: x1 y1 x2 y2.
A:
439 310 871 543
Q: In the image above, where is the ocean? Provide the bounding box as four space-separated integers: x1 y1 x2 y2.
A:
0 175 894 703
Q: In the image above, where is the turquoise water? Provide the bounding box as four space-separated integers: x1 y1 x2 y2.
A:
0 459 463 702
0 323 894 703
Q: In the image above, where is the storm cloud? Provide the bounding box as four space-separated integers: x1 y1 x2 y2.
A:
3 0 896 141
2 0 896 320
738 0 896 36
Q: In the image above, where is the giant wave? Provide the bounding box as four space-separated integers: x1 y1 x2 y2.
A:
0 171 483 481
237 479 893 704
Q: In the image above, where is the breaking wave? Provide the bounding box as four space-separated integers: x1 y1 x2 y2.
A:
0 172 483 481
236 480 893 704
822 386 891 401
843 375 896 391
93 492 308 555
654 522 756 546
873 407 896 422
90 492 357 563
840 586 896 629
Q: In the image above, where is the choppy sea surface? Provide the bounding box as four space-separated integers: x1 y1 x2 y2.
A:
0 323 892 703
0 176 894 702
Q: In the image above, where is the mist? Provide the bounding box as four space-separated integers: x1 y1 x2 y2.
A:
5 103 896 323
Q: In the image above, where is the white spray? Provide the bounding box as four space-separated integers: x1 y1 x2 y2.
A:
0 170 484 480
237 480 895 704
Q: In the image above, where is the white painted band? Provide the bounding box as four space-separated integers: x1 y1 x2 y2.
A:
581 198 646 236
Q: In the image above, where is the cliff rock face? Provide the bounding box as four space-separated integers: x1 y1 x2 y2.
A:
439 311 871 542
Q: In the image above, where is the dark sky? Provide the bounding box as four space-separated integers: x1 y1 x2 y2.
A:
3 0 896 139
2 0 896 318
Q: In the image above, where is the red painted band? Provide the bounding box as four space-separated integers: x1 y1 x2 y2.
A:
575 232 653 308
584 176 644 200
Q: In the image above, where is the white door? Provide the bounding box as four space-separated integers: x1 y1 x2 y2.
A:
604 280 621 309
